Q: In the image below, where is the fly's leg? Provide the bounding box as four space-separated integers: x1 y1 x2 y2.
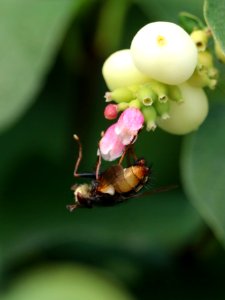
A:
66 204 79 212
119 145 136 165
95 151 102 180
119 137 138 165
73 134 82 177
73 134 95 179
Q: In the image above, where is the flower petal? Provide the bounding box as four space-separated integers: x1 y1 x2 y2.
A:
115 107 144 145
99 124 125 161
117 107 144 131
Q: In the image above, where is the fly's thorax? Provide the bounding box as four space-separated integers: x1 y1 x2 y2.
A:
74 183 92 204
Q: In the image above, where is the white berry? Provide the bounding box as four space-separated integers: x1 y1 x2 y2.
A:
156 83 208 135
130 22 198 85
102 49 150 91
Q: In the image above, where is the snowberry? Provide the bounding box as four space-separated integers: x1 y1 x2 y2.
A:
102 49 150 91
130 22 198 85
156 83 208 135
157 83 208 134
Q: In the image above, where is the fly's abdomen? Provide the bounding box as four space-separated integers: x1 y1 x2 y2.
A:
113 165 148 193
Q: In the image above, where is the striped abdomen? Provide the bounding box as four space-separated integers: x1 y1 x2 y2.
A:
96 160 149 195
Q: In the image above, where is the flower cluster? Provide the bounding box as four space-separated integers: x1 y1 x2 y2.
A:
99 19 221 160
99 107 144 161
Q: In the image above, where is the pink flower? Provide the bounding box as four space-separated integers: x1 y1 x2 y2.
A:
99 124 125 161
104 104 118 120
99 108 144 161
115 107 144 145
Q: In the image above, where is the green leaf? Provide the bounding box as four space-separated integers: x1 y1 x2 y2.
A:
204 0 225 52
94 0 130 56
0 0 81 133
181 103 225 247
179 12 205 33
134 0 204 23
3 264 134 300
0 185 202 268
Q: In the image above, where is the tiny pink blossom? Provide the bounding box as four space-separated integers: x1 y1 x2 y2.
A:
104 104 118 120
115 107 144 145
99 124 125 161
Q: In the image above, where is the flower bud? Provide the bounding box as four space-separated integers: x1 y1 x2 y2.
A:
105 87 134 103
190 30 209 51
167 85 183 103
148 80 168 102
117 102 130 112
129 99 141 109
102 49 150 91
104 104 118 120
157 83 208 135
154 100 170 119
136 84 157 106
188 69 217 89
188 51 218 89
198 50 214 68
130 22 198 84
142 106 157 131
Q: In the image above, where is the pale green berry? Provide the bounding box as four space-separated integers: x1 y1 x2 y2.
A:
130 22 198 85
188 51 218 89
190 30 209 52
102 49 150 91
157 83 208 135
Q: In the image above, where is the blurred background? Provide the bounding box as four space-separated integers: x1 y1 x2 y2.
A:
1 0 225 299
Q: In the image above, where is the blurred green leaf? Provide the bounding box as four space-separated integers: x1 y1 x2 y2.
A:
94 0 130 56
181 103 225 247
0 181 202 268
0 0 81 133
3 264 134 300
133 0 204 22
178 12 205 33
204 0 225 52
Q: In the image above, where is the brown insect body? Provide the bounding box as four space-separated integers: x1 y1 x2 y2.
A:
66 135 152 211
97 159 149 195
69 159 150 210
67 135 177 212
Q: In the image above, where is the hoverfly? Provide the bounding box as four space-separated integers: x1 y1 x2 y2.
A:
67 135 175 211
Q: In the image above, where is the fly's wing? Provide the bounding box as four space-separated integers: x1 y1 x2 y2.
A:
100 165 124 183
97 165 124 189
128 184 178 199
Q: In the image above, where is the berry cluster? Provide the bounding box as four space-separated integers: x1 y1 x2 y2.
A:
99 20 220 160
